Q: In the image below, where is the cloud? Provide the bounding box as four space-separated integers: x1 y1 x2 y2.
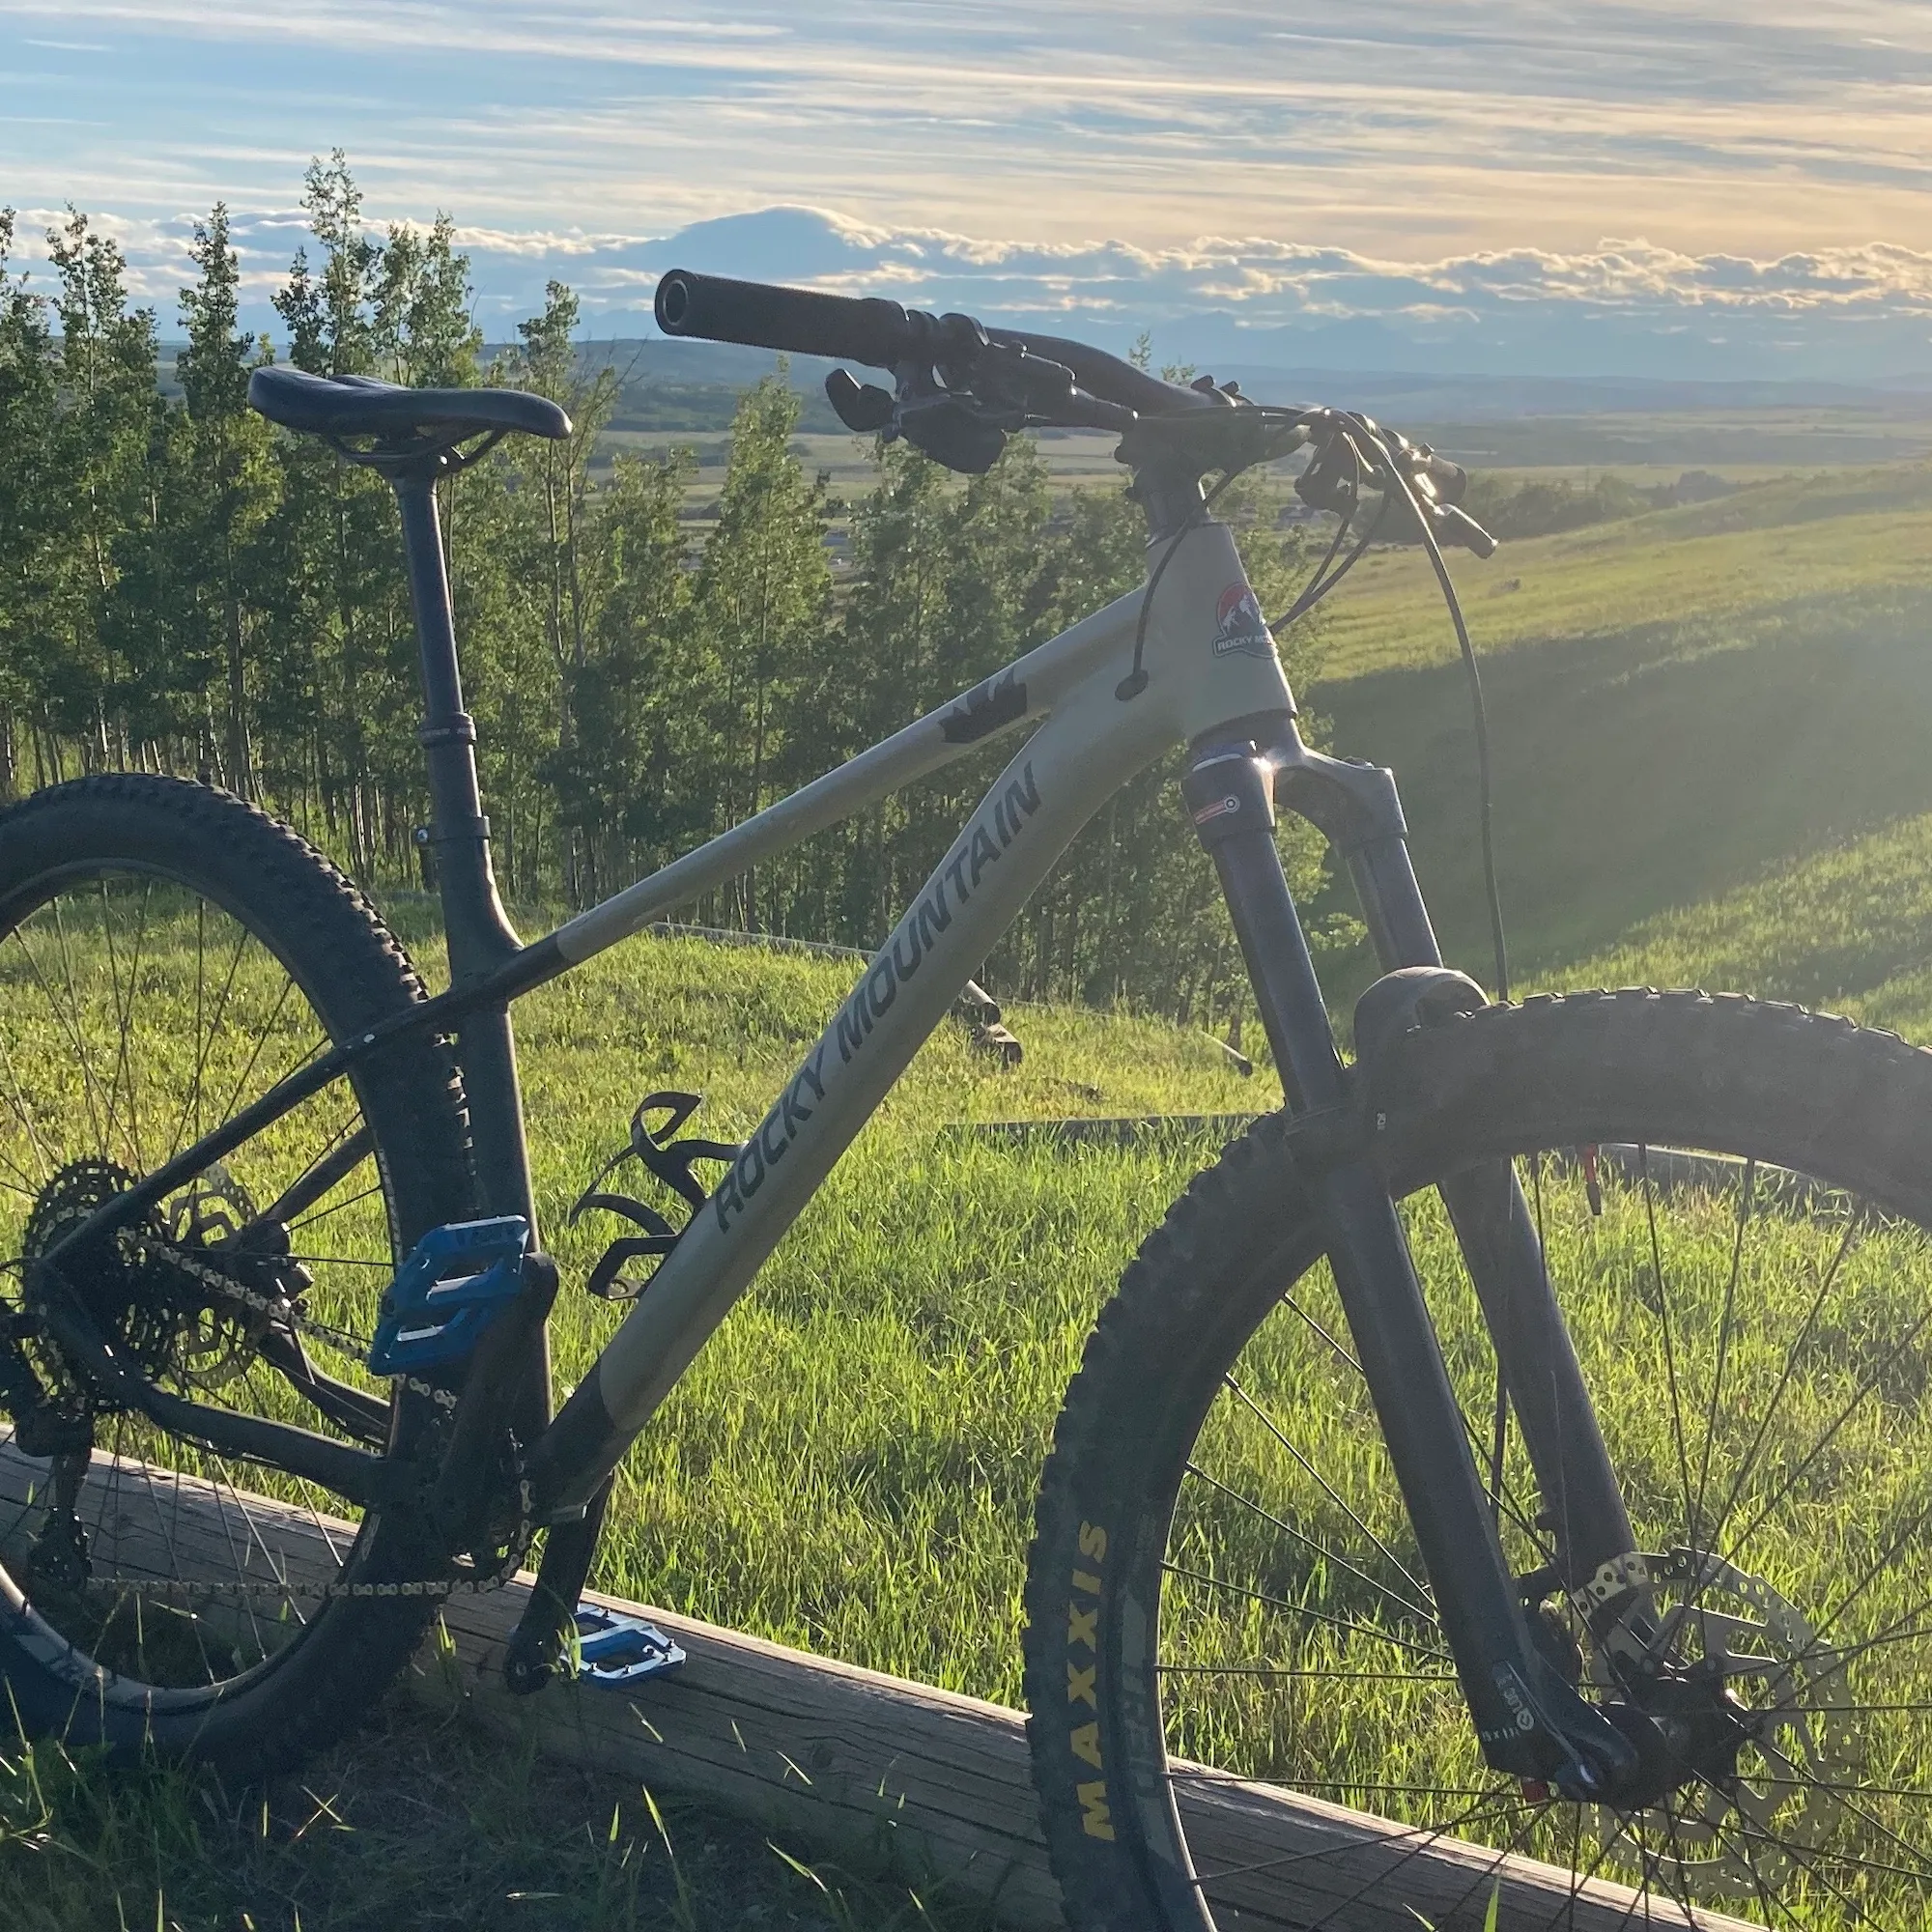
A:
8 2 1932 277
11 3 1932 379
14 201 1932 382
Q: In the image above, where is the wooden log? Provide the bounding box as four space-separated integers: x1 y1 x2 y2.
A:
952 1114 1261 1149
0 1438 1751 1930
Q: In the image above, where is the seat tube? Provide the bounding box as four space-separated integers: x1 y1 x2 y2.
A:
1183 739 1550 1762
393 469 551 1440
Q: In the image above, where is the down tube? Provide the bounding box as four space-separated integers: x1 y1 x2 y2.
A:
577 695 1175 1461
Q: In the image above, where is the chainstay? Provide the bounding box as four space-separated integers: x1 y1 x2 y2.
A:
65 1238 532 1600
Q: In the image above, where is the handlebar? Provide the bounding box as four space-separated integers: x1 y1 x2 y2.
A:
654 268 1210 420
652 267 1496 555
655 270 918 373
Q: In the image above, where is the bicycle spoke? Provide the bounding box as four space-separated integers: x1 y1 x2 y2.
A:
1154 1661 1457 1682
1221 1373 1435 1611
1693 1157 1754 1544
1193 1793 1521 1886
1300 1793 1543 1930
0 1027 54 1183
1701 1213 1860 1569
1638 1146 1698 1551
100 876 154 1173
1166 1766 1498 1800
1160 1559 1452 1662
1724 1295 1932 1562
1182 1459 1435 1626
258 1120 372 1229
1415 1797 1550 1932
212 971 305 1133
290 1181 384 1232
164 913 249 1163
11 920 107 1156
1705 1795 1890 1931
170 895 207 1162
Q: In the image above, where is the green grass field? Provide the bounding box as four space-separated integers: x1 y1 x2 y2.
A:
1310 457 1932 1001
12 441 1932 1925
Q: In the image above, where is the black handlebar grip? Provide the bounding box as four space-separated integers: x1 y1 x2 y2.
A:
654 270 916 370
1424 451 1468 506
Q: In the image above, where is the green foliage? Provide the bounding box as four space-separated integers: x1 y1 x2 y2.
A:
7 157 1339 1022
1461 468 1655 538
0 208 61 798
1458 468 1737 541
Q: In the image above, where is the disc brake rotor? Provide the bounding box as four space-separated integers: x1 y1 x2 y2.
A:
1589 1548 1851 1900
161 1164 260 1389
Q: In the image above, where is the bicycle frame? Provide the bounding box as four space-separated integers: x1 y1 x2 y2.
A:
31 464 1637 1786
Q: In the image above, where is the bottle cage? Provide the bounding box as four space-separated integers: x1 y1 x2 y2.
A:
566 1093 741 1302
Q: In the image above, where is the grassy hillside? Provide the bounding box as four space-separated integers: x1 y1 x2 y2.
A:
1308 459 1932 1001
1316 460 1932 682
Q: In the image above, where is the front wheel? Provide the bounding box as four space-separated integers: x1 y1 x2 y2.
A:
1026 990 1932 1930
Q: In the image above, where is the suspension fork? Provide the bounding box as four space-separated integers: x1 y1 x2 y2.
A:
1272 733 1637 1596
1184 728 1634 1789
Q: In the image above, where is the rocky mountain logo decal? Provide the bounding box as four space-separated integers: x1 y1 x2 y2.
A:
1212 582 1273 660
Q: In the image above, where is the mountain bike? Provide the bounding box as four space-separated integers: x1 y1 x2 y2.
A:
3 270 1931 1931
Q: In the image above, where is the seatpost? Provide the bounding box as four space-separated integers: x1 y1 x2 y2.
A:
391 465 552 1446
392 474 516 971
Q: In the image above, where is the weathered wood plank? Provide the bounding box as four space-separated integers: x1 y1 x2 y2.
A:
0 1438 1752 1930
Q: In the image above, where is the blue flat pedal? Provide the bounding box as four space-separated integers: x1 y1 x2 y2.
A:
367 1215 529 1377
574 1605 687 1687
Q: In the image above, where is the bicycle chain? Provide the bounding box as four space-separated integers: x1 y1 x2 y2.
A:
46 1238 530 1604
144 1235 459 1414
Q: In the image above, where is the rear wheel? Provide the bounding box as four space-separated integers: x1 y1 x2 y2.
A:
0 776 474 1775
1026 991 1932 1929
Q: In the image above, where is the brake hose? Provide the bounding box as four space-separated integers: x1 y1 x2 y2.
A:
1117 468 1244 701
1358 425 1512 1007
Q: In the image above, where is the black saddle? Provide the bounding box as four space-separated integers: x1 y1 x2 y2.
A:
248 366 572 445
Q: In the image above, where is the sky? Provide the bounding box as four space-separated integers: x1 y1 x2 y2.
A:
7 1 1932 381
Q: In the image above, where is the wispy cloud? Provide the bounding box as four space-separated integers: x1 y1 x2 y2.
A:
6 3 1932 251
7 4 1932 377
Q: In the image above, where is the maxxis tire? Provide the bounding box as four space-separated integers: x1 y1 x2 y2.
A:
0 774 475 1777
1022 989 1932 1931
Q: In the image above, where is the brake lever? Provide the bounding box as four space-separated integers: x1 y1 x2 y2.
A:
825 335 1135 474
825 368 895 435
824 364 1006 472
1300 419 1497 558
